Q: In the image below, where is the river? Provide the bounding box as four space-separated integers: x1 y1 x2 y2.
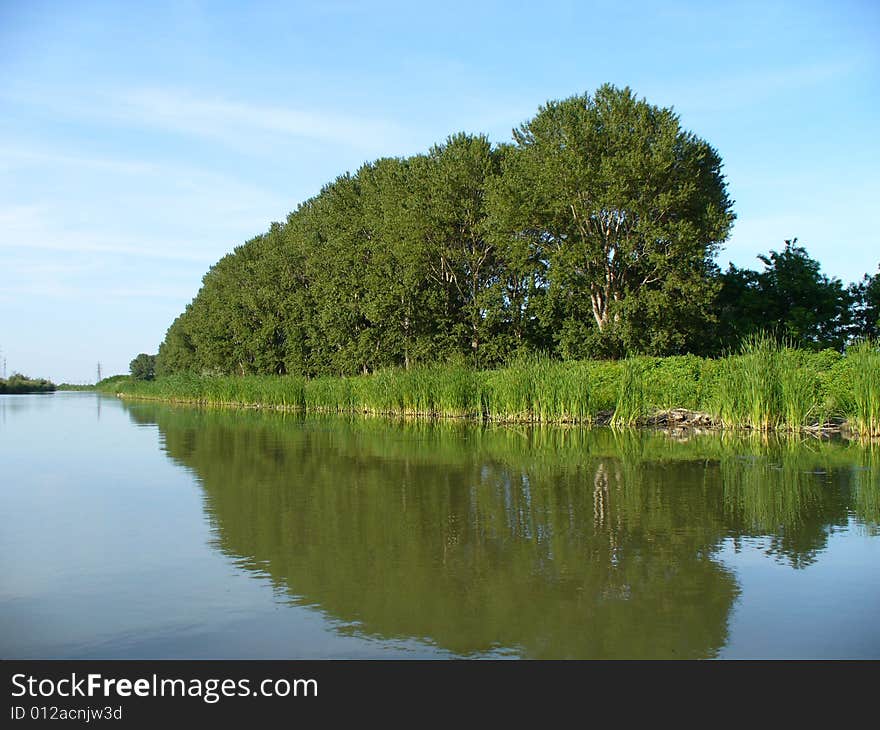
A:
1 391 878 658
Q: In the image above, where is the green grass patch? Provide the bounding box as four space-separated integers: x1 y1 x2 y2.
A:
103 343 877 435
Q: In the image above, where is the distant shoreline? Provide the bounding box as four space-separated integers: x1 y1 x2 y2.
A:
0 376 55 395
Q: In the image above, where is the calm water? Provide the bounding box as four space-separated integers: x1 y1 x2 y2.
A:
1 392 878 659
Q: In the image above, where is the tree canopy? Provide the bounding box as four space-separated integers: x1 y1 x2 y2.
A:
715 239 854 351
849 265 880 341
129 353 157 381
152 85 875 378
489 85 734 357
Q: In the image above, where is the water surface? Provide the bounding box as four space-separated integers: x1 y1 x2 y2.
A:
1 392 878 658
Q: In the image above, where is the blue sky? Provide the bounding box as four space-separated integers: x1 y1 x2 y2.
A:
1 0 878 383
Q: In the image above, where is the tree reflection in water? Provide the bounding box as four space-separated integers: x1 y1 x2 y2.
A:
125 403 879 659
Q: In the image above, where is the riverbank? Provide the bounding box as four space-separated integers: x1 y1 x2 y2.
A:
100 340 880 436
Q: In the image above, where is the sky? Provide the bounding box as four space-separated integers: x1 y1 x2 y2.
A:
1 0 878 383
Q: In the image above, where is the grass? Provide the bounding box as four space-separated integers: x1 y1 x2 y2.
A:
98 341 880 436
610 358 645 428
845 340 880 436
712 335 780 430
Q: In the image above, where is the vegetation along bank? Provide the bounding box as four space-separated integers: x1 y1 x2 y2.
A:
0 374 56 394
103 339 880 436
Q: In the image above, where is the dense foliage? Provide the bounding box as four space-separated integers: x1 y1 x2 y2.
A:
0 373 56 394
129 353 156 381
153 85 878 378
715 239 873 352
850 263 880 341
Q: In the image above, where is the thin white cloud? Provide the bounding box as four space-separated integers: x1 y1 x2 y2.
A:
0 142 289 209
0 204 42 228
3 258 100 278
0 283 193 300
0 146 159 175
651 56 866 114
2 236 217 263
0 143 289 262
1 83 415 155
0 206 217 262
119 87 412 152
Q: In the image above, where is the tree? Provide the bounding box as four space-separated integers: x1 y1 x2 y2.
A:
716 239 853 351
490 84 734 357
155 308 196 376
419 133 504 366
849 265 880 340
714 265 763 352
129 353 157 380
358 156 437 370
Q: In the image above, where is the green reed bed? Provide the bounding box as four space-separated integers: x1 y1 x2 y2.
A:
339 364 487 418
610 359 645 427
713 335 782 431
778 351 823 430
845 341 880 437
483 355 621 423
305 375 354 412
101 340 880 435
707 337 849 432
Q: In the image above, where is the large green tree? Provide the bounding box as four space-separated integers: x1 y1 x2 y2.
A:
129 353 157 380
490 84 734 357
418 134 504 365
358 156 439 369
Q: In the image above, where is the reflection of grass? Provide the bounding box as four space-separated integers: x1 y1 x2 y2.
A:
125 401 880 535
721 458 820 533
102 342 879 434
853 445 880 531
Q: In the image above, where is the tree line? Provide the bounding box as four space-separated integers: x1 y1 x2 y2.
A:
149 84 879 379
0 374 56 394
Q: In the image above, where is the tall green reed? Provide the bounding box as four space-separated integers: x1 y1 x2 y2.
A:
103 338 875 435
847 340 880 436
714 335 782 431
610 359 645 428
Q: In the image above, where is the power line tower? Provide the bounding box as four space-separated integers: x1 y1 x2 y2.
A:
96 362 102 384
